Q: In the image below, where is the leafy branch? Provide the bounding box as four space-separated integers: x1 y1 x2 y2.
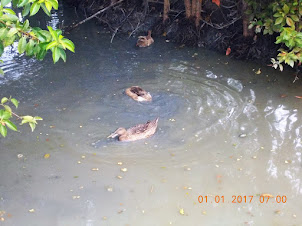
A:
247 0 302 71
0 97 42 137
0 0 75 137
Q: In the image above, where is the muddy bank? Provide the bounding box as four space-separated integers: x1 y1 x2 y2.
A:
63 0 279 63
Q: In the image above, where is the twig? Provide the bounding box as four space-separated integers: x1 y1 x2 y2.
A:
110 28 119 43
200 16 241 30
66 0 124 32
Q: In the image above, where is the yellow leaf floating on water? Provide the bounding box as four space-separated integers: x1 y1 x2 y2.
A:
255 68 261 74
179 208 185 215
44 154 50 159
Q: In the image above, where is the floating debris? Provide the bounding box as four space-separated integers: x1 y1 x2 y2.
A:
28 209 35 213
44 154 50 159
121 168 128 172
118 209 126 214
179 208 185 215
117 162 123 165
72 196 80 199
116 175 123 179
91 168 99 171
239 133 247 138
255 68 261 74
106 187 113 192
17 154 23 158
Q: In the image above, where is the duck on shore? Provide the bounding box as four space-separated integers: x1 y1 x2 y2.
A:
136 30 154 47
107 117 159 141
125 86 152 102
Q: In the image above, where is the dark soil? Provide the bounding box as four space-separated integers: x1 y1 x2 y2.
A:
63 0 281 64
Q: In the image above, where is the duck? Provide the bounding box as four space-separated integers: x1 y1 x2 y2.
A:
107 117 159 141
136 30 154 47
125 86 152 102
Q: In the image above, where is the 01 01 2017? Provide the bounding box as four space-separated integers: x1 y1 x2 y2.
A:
198 195 287 204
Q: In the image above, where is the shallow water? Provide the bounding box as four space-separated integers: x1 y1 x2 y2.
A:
0 6 302 226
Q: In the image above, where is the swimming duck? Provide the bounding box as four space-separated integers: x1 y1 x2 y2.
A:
125 86 152 102
136 30 154 47
107 117 159 141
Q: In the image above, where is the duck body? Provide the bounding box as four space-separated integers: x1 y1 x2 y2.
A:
125 86 152 102
107 117 159 141
136 30 154 47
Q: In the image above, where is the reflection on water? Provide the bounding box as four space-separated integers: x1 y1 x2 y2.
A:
0 6 302 226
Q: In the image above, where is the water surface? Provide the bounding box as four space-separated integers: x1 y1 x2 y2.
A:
0 6 302 226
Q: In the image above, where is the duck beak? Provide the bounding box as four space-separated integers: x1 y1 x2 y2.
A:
107 132 119 138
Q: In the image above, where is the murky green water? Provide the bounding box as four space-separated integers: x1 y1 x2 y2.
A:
0 5 302 226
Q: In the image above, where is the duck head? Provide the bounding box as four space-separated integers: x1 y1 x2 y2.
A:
107 127 127 139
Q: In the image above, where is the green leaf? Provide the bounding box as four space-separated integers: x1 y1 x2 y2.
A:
7 27 17 37
52 46 60 63
291 15 299 22
46 40 57 50
21 115 34 124
40 3 50 16
4 119 17 131
22 19 29 31
1 14 19 21
0 124 7 137
29 122 36 131
22 3 30 17
283 4 289 14
3 105 12 113
30 2 41 16
10 98 19 108
275 17 283 25
3 8 16 15
61 39 75 52
18 37 27 54
34 116 42 120
0 42 4 56
47 0 58 10
0 109 11 120
25 39 35 56
45 1 52 11
0 68 4 76
17 0 28 7
48 26 58 41
1 0 11 6
37 30 51 41
0 28 8 39
58 47 66 62
1 97 8 104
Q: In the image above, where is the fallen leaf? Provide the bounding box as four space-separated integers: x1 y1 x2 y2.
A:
280 94 287 98
255 68 261 74
295 96 302 99
212 0 220 6
226 47 231 56
162 32 167 37
179 208 185 215
44 154 50 159
28 209 35 213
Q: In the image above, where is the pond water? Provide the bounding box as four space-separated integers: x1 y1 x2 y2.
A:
0 5 302 226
